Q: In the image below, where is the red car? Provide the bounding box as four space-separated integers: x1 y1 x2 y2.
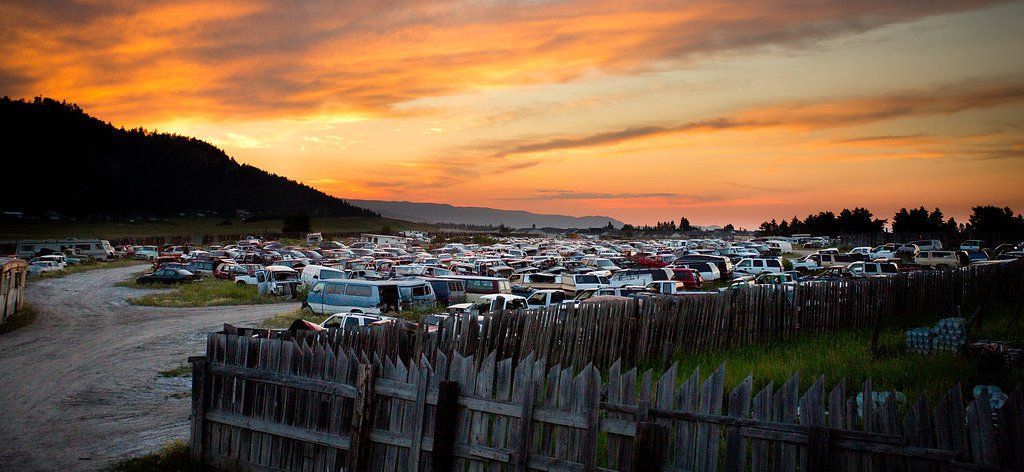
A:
669 267 704 289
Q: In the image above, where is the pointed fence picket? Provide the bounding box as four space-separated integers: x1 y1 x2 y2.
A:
190 331 1024 471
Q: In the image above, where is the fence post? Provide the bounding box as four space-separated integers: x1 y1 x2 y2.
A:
432 380 460 472
806 426 830 471
347 363 376 472
188 356 208 463
633 422 666 471
513 381 536 472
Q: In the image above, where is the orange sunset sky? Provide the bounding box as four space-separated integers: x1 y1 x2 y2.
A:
2 0 1023 227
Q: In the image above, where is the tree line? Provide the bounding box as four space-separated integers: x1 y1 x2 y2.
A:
758 205 1024 236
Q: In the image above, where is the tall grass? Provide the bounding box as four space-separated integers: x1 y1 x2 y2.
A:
127 278 293 307
0 304 37 334
670 305 1024 403
261 307 328 329
106 440 206 471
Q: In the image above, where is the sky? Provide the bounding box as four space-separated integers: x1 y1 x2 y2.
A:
2 0 1023 228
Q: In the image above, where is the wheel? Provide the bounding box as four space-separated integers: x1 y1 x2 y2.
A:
236 280 246 285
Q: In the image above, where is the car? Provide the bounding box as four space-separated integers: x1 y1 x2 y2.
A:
305 279 436 315
526 289 569 309
960 240 986 251
909 239 943 251
31 254 67 269
669 267 704 289
673 254 733 279
136 268 200 284
608 268 673 288
733 257 783 275
447 294 528 316
318 313 387 331
846 261 899 277
28 260 63 275
914 250 969 269
669 261 721 281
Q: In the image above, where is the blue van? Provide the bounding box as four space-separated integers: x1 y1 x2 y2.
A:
424 278 467 305
304 279 435 315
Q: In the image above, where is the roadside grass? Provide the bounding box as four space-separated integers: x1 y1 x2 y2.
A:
1 216 433 241
0 304 38 334
126 278 293 307
106 440 207 472
261 306 328 329
669 305 1024 404
159 364 192 378
35 258 146 280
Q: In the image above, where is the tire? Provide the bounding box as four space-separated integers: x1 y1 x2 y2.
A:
236 280 246 285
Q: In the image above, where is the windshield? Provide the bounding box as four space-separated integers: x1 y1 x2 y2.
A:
575 275 599 284
596 259 615 268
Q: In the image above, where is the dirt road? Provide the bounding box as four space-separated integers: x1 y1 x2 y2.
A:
0 265 293 471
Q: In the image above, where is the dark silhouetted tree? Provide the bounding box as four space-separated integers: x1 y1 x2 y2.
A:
967 206 1024 233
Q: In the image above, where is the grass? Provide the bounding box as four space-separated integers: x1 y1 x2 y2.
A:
1 216 433 240
106 440 208 472
261 306 328 329
35 258 147 280
126 277 294 307
159 364 192 378
0 304 38 334
669 304 1024 404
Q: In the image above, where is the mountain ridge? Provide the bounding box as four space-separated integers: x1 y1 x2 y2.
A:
351 199 624 229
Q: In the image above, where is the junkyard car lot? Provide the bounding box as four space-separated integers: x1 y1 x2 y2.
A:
3 232 1023 471
112 233 1024 321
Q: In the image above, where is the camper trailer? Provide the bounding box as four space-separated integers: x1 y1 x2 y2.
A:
16 239 114 260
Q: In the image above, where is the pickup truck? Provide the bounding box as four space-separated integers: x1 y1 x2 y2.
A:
645 281 685 295
525 289 569 309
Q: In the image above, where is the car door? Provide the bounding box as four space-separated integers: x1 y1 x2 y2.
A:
308 282 327 313
752 259 765 274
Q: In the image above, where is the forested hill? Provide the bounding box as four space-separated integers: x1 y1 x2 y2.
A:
0 97 377 218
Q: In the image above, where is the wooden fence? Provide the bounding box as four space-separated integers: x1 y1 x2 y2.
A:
226 261 1024 374
190 331 1024 471
418 261 1024 371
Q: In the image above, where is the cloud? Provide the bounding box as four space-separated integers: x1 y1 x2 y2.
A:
461 80 1024 158
0 0 1011 121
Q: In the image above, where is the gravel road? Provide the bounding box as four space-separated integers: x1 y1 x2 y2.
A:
0 265 294 471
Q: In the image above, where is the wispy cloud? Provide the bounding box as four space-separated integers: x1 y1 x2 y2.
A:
460 81 1024 158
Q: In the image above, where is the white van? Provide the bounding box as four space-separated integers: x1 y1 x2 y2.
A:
16 239 114 260
608 268 673 288
300 264 347 288
734 258 784 275
559 273 610 294
765 240 793 253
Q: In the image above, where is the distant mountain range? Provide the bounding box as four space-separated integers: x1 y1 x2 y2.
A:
352 200 624 229
0 97 376 218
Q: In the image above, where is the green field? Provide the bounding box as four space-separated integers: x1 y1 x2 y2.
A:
124 277 299 308
0 216 433 241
